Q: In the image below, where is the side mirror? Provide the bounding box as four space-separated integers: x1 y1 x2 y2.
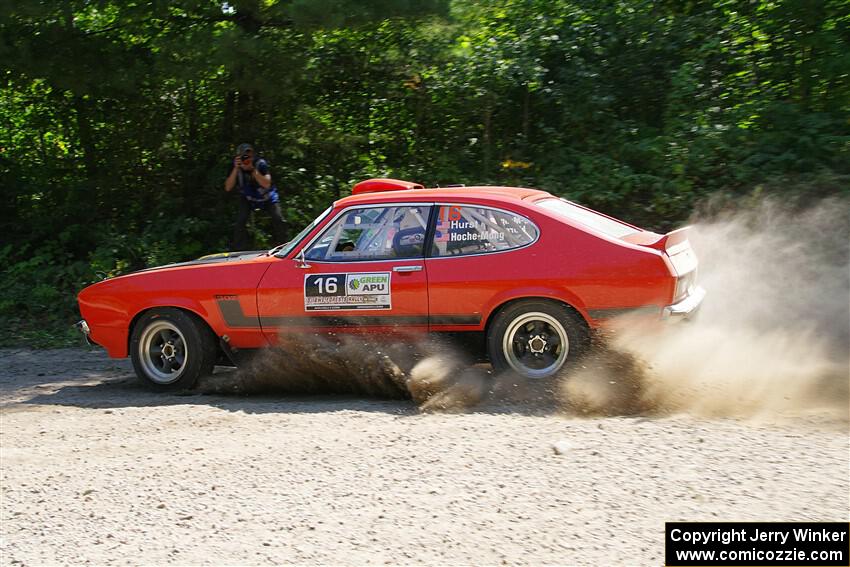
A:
295 249 311 269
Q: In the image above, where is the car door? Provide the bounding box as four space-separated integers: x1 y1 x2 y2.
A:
425 203 541 331
256 203 433 343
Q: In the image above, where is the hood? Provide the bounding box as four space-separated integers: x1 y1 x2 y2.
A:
78 249 272 301
85 250 268 284
130 250 266 274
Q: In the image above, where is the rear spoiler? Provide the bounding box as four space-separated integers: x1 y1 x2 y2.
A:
649 226 692 254
352 178 424 195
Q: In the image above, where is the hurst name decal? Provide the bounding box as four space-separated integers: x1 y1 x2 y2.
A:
304 272 391 311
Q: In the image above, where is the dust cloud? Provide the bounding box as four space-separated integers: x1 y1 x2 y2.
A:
199 334 412 399
198 196 848 420
563 196 850 420
198 334 558 413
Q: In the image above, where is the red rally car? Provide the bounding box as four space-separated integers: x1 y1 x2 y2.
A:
77 179 705 390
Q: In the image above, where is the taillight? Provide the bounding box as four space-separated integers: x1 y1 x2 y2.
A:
674 270 697 301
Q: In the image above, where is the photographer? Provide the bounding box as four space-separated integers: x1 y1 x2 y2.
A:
224 143 286 250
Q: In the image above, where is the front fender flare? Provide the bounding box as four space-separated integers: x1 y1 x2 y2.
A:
126 298 216 356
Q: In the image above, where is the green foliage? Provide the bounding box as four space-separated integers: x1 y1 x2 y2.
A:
1 0 848 346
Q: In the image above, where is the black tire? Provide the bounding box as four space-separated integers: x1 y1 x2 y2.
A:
129 308 217 391
487 299 589 379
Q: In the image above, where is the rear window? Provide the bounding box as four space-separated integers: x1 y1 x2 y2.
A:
536 198 637 238
432 205 539 257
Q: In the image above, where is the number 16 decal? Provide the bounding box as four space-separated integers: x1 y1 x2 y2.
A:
313 275 340 296
304 272 391 311
439 205 462 222
305 274 344 297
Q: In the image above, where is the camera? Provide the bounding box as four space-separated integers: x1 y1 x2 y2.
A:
240 153 252 161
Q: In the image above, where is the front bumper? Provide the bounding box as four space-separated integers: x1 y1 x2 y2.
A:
662 286 706 321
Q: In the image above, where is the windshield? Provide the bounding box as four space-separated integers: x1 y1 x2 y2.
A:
271 206 333 257
536 198 637 238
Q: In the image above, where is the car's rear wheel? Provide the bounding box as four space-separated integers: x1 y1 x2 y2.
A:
130 308 216 391
487 300 588 379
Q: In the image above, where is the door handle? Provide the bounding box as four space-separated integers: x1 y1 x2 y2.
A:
393 265 423 273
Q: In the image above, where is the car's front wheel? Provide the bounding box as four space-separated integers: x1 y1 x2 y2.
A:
487 300 588 379
130 308 216 391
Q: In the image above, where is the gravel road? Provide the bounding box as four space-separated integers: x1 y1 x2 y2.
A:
1 347 848 566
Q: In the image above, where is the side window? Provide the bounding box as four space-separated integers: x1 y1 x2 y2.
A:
432 205 539 257
305 205 431 261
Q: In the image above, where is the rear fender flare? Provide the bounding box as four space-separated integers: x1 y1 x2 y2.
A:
480 287 590 330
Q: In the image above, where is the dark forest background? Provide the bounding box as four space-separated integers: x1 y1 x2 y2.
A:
1 0 848 345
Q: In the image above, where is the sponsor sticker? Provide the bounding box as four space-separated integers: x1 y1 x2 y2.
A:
305 272 391 311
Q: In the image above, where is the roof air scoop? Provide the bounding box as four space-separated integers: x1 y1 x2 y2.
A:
351 178 424 195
